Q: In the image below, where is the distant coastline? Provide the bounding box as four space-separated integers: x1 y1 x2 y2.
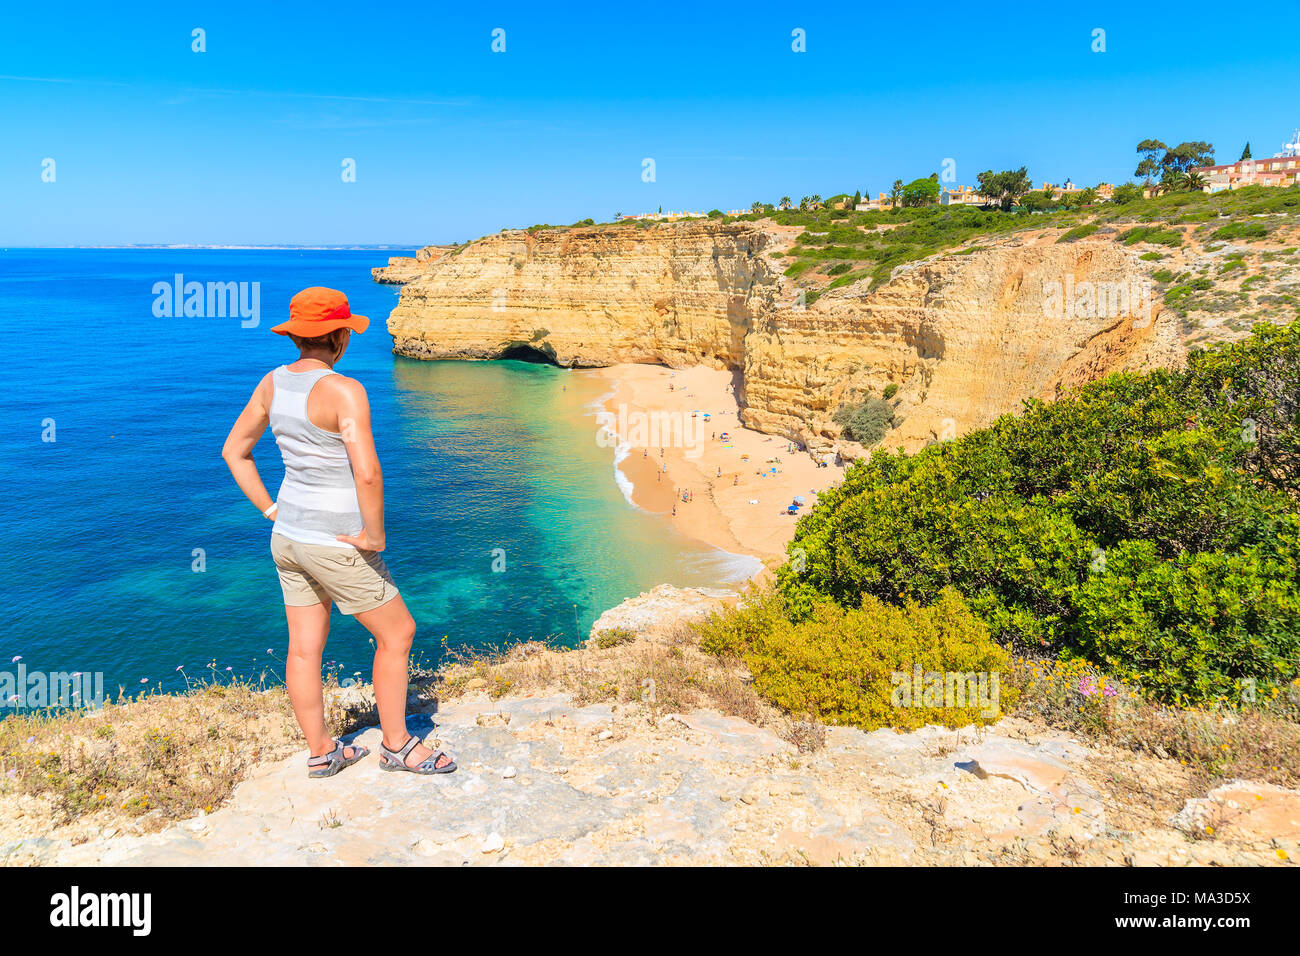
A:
1 244 420 250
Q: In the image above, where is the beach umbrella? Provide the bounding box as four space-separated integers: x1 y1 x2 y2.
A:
793 495 806 504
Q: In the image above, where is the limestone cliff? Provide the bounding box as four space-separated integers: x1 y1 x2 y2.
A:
742 240 1183 450
372 244 456 284
387 222 771 368
383 221 1183 452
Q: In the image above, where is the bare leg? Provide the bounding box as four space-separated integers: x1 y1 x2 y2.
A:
284 601 360 760
354 594 451 769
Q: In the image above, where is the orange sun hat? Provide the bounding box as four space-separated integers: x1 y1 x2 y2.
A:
271 287 369 336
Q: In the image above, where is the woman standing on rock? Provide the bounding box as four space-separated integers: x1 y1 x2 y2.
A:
222 287 456 778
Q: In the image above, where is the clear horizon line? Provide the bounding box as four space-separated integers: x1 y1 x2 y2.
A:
0 243 425 250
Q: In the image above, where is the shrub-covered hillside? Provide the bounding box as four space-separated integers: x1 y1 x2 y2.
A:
776 321 1300 706
755 183 1300 297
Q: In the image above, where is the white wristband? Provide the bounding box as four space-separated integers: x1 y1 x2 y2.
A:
263 502 278 517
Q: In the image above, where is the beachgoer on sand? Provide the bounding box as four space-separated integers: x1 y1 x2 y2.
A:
223 287 455 779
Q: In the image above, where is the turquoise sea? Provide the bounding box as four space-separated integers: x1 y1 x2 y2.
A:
0 249 758 695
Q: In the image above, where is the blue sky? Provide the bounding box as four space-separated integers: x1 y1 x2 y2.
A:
2 0 1297 246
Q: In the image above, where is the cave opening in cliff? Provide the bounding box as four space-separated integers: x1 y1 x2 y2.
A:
499 343 559 365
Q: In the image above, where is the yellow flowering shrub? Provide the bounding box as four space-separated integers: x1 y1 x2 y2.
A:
700 587 1016 731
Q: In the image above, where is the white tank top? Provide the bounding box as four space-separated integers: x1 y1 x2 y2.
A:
268 365 364 548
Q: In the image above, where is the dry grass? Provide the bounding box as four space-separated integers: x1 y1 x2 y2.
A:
0 676 371 841
1079 748 1199 834
436 624 774 731
782 717 827 754
1008 657 1300 791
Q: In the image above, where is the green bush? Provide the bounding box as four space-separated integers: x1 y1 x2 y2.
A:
900 176 941 207
832 397 895 445
1057 223 1099 243
593 627 637 649
1211 221 1270 241
778 455 1093 650
1164 277 1213 308
1075 539 1300 705
1111 183 1144 204
1181 319 1300 496
883 383 899 400
1120 225 1184 247
699 588 1016 731
776 322 1300 704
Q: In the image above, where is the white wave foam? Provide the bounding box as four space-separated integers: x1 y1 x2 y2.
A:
611 439 635 504
591 393 637 506
681 548 765 583
585 385 617 412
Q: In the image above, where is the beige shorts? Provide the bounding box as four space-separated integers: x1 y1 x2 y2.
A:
270 533 400 616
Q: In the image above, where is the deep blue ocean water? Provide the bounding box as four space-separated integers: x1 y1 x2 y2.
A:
0 249 757 695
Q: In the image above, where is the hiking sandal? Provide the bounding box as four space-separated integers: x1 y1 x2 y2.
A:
307 739 369 778
378 735 457 774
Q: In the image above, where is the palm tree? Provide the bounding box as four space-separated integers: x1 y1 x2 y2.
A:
889 180 903 208
1183 171 1208 192
779 196 792 210
750 201 765 214
798 196 810 211
809 193 823 210
1161 170 1188 193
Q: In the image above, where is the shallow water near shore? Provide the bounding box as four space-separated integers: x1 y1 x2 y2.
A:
0 248 756 695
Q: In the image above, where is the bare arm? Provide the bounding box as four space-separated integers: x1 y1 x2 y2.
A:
221 373 277 519
333 378 386 552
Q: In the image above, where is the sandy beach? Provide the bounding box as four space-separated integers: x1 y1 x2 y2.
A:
589 364 849 569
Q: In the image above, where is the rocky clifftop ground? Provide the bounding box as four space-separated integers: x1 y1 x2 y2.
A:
4 586 1296 867
10 689 1296 867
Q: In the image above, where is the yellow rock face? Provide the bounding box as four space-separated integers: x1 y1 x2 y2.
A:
387 221 769 368
385 220 1182 453
742 240 1183 452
